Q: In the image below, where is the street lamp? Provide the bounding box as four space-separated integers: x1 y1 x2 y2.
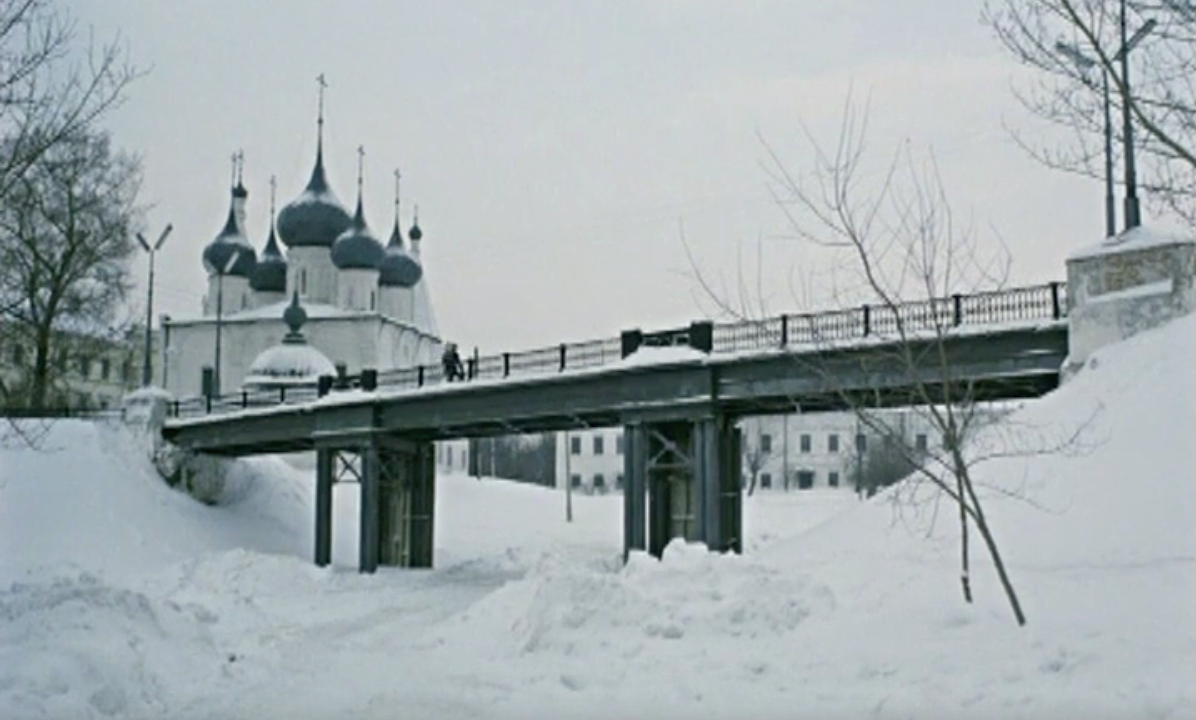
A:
1055 42 1116 238
1114 8 1157 230
135 223 173 387
212 249 240 398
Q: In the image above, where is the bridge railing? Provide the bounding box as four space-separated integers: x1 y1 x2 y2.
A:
166 281 1067 420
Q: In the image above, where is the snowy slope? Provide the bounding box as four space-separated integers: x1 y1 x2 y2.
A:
2 311 1195 719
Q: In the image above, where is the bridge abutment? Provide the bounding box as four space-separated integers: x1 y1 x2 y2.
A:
623 416 742 562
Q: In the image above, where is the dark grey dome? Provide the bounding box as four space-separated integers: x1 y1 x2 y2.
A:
276 144 351 248
331 195 384 270
203 205 257 278
408 220 422 242
379 220 422 287
250 224 287 292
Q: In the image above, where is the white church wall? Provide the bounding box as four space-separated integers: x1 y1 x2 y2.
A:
379 286 414 324
336 269 380 312
287 246 338 306
253 290 285 309
202 275 252 317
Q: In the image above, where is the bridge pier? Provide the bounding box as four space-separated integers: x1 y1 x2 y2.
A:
623 415 742 562
313 437 436 574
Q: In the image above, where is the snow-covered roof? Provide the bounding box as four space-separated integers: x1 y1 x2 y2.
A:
242 344 337 387
1068 225 1195 261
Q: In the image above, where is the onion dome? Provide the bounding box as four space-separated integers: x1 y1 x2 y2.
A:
242 292 336 388
276 89 350 248
330 148 384 270
250 176 287 293
379 170 423 288
202 200 257 278
250 225 287 292
409 219 422 243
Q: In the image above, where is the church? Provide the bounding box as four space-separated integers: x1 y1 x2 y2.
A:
160 95 442 399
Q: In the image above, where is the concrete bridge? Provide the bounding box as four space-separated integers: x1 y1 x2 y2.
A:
161 281 1069 573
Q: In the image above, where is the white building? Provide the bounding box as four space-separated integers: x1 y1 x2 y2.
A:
161 105 441 398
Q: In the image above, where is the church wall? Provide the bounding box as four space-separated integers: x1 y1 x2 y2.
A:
337 269 380 312
163 313 443 398
253 290 286 309
202 275 253 317
379 286 414 324
287 246 337 306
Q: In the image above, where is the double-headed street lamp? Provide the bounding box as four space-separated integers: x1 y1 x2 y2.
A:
1056 1 1157 234
135 223 173 387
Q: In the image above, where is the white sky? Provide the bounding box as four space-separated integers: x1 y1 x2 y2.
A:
74 0 1134 352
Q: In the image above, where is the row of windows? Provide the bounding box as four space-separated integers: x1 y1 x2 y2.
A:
570 472 624 490
756 469 840 489
759 432 930 454
5 344 135 383
569 434 624 456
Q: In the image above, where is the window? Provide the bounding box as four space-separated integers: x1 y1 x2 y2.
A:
855 434 867 453
797 470 815 490
593 436 604 455
616 435 624 455
78 356 91 378
760 433 772 453
570 474 582 488
916 434 928 453
570 436 581 455
828 434 840 453
12 344 24 365
800 434 811 453
447 446 454 465
760 472 772 489
593 473 605 490
616 473 624 490
370 290 376 311
828 471 840 488
300 269 307 294
101 358 111 381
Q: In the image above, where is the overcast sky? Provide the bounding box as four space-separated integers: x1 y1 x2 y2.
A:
74 0 1127 352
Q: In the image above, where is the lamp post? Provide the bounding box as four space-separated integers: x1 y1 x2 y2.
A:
134 224 172 387
213 249 240 398
1114 8 1157 230
1055 43 1116 238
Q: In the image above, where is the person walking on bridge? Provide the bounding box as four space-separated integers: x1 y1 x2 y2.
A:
442 342 465 382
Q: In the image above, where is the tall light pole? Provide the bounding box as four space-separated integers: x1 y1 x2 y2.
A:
135 224 172 387
1114 7 1157 230
1055 42 1116 238
212 249 240 398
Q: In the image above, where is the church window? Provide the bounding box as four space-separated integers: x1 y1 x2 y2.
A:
370 290 376 311
300 269 307 294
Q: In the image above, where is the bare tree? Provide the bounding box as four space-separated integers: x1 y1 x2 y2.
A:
0 128 143 409
982 0 1196 228
686 95 1099 626
742 436 767 496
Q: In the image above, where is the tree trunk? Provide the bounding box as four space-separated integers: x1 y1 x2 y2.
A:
30 324 52 409
962 470 1026 626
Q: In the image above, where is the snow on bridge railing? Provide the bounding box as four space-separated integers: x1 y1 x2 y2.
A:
166 281 1067 420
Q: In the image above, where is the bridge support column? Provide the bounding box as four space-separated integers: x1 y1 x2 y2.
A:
622 416 742 562
314 448 334 567
359 436 436 573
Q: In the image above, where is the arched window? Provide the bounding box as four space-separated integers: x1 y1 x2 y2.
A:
370 290 376 311
300 268 307 294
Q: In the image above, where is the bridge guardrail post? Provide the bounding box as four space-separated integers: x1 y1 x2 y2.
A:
205 394 212 414
1049 281 1061 320
559 343 567 372
241 391 248 408
688 321 713 353
780 314 788 348
621 329 643 358
361 368 378 391
280 386 287 404
417 365 424 387
952 294 963 327
503 352 510 378
861 305 871 336
318 375 333 397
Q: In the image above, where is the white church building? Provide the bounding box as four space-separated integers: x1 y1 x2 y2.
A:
160 105 442 399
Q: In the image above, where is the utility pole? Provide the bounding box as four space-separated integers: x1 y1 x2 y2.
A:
564 430 573 523
135 224 173 387
213 250 240 397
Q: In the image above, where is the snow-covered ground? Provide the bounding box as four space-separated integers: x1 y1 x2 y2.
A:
3 312 1196 719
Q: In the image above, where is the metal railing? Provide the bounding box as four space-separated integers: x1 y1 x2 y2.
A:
166 281 1067 420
